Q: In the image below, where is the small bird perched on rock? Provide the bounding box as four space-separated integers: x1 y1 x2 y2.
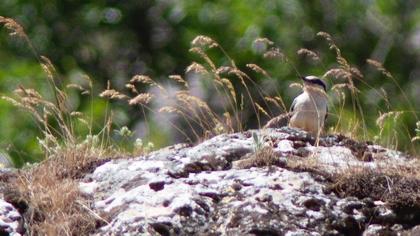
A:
264 76 328 136
289 75 328 136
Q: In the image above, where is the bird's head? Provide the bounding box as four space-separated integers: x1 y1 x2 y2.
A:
300 75 327 92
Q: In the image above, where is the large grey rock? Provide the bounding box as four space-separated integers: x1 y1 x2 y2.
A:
0 197 23 236
79 128 418 235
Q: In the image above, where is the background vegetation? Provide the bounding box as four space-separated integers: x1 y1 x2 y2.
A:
0 0 419 166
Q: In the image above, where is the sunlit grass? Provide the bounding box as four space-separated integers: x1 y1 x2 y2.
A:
0 14 419 235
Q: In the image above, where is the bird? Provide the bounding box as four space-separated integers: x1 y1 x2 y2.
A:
289 75 328 136
264 75 328 136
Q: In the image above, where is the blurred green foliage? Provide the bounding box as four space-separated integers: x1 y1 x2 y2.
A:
0 0 419 166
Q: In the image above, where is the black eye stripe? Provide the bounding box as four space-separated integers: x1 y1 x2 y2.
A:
311 80 327 91
301 76 327 91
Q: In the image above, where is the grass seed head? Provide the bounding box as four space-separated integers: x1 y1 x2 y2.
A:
263 47 285 61
255 102 270 118
367 59 393 78
297 48 320 62
323 68 352 80
125 83 138 94
191 35 218 49
316 31 333 41
186 62 208 74
130 75 155 85
254 38 274 46
216 66 233 75
99 89 128 100
169 75 189 88
0 16 26 38
289 82 303 89
128 93 153 106
14 86 42 99
221 78 236 102
350 67 363 78
66 84 85 91
246 64 271 77
376 111 403 128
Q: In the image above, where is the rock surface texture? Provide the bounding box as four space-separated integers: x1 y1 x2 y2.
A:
78 128 419 236
1 127 419 235
0 197 23 236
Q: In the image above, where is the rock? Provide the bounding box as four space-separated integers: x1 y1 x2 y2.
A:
0 198 23 236
362 224 387 236
73 128 418 235
404 225 420 236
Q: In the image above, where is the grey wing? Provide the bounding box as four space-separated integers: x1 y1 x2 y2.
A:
290 97 297 113
325 106 328 121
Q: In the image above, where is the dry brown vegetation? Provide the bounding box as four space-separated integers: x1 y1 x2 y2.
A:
328 165 420 228
0 16 115 235
330 167 420 209
101 31 419 154
232 146 280 169
233 137 420 219
1 15 419 235
96 34 292 143
283 152 420 226
3 147 110 235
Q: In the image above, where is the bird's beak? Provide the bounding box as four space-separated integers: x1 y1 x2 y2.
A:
300 76 306 81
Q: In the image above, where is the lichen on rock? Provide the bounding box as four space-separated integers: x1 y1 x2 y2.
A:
75 127 419 235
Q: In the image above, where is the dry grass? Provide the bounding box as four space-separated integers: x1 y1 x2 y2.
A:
310 162 420 227
318 32 367 139
97 35 292 142
1 16 417 152
1 122 113 235
0 16 117 235
297 48 320 62
1 14 419 235
232 147 280 169
282 150 420 224
329 166 420 214
3 146 111 235
281 148 420 219
97 33 418 154
315 32 418 154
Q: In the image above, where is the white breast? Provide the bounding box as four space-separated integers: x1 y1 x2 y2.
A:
289 92 328 135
